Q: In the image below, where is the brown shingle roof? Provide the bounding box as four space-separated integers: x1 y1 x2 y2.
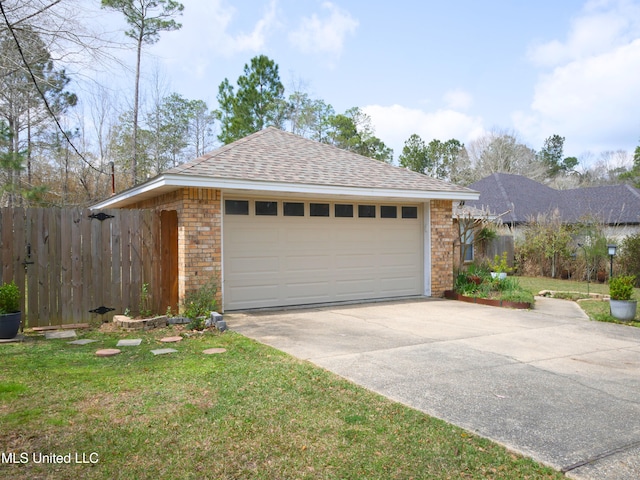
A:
166 127 474 194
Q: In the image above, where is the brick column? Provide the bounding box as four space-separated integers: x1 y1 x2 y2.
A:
179 188 222 306
430 200 454 296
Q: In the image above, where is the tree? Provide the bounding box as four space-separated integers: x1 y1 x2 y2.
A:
101 0 184 185
216 55 285 144
323 107 393 162
619 143 640 188
399 134 428 173
187 100 216 157
467 129 544 183
0 26 76 206
538 134 578 177
400 135 469 182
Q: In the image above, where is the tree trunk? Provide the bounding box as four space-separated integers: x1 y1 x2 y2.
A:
132 31 143 185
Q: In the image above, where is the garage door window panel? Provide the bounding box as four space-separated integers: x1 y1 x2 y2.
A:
381 205 397 218
256 201 278 216
310 203 330 217
358 205 376 218
225 200 249 215
284 202 305 216
335 204 354 217
402 206 418 219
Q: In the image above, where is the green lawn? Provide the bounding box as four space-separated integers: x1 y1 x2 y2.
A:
0 327 563 479
517 276 640 326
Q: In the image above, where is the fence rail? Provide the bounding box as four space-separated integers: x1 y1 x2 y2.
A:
0 207 177 328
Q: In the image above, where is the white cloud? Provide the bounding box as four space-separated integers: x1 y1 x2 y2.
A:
517 1 640 156
288 2 358 57
362 104 486 159
528 0 640 67
443 89 473 110
149 0 278 72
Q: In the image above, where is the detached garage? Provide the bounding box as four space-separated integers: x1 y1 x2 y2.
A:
93 127 478 311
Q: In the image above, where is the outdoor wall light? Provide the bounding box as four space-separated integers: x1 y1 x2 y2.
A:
607 244 617 279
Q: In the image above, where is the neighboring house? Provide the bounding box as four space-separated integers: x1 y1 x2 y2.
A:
93 127 479 311
467 173 640 240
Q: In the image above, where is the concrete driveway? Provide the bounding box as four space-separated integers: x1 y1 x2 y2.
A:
227 297 640 480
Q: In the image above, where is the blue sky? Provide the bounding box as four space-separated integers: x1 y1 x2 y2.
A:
89 0 640 164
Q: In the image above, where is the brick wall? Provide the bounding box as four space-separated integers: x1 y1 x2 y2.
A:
127 188 222 308
430 200 454 296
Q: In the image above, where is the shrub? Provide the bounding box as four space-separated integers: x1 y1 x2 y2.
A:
183 278 218 322
618 233 640 286
0 281 20 314
609 275 636 301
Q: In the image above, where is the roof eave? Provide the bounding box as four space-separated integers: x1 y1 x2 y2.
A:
92 174 480 209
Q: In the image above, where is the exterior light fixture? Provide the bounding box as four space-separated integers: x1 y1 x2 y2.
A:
607 244 617 280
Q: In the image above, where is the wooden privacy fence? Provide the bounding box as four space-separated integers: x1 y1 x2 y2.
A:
0 207 178 328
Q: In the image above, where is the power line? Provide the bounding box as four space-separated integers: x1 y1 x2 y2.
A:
0 0 105 174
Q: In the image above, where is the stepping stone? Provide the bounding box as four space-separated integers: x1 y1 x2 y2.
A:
203 348 227 355
117 339 142 347
151 348 177 356
96 348 121 357
159 336 182 343
45 330 77 340
68 339 98 345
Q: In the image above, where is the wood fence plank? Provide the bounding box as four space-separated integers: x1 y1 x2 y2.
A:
90 210 103 323
101 210 113 322
12 208 26 317
81 209 93 322
26 209 39 327
110 210 122 316
141 210 153 315
60 209 73 324
70 208 83 323
129 211 142 316
120 210 132 314
151 211 162 314
0 208 7 282
49 208 61 325
37 209 50 325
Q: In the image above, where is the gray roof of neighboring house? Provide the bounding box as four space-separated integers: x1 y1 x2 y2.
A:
467 173 640 225
166 127 475 194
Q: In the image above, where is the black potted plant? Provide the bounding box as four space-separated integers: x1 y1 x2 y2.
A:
0 280 21 339
609 275 637 322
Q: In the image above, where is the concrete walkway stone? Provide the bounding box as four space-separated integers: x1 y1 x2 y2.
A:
68 339 98 345
151 348 177 355
45 330 76 339
116 339 142 347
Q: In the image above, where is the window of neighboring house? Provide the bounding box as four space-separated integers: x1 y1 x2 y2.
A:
284 202 305 216
460 221 474 262
255 201 278 216
310 203 330 217
225 200 249 215
335 204 354 218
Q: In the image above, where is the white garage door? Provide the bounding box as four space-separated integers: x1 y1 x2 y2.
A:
222 197 424 310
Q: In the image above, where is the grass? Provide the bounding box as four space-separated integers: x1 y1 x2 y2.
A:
0 326 564 479
517 276 640 326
